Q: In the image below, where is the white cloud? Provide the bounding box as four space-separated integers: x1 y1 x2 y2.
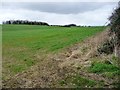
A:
0 2 117 26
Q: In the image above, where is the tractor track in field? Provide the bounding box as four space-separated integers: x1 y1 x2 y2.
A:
2 28 118 88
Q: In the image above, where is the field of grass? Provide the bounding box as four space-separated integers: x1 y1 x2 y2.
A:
2 25 104 80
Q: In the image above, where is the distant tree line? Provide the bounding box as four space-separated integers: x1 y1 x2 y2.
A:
62 24 76 27
3 20 49 26
3 20 97 27
2 20 78 27
50 24 76 27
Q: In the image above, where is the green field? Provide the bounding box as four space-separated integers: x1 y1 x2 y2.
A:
2 25 104 80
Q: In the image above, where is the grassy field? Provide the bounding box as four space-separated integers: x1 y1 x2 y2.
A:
2 25 104 80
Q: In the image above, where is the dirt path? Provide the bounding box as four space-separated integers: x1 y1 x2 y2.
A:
3 28 116 88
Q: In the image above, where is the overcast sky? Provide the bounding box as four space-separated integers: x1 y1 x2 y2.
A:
0 1 119 26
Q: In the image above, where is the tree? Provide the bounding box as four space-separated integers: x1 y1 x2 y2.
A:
63 24 76 27
109 1 120 58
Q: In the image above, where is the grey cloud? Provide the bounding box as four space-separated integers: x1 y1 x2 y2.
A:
2 2 117 14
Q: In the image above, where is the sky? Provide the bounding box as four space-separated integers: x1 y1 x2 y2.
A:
0 1 119 26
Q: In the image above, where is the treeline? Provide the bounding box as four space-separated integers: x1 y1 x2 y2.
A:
2 20 100 27
50 24 76 27
3 20 49 26
62 24 76 27
2 20 77 27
